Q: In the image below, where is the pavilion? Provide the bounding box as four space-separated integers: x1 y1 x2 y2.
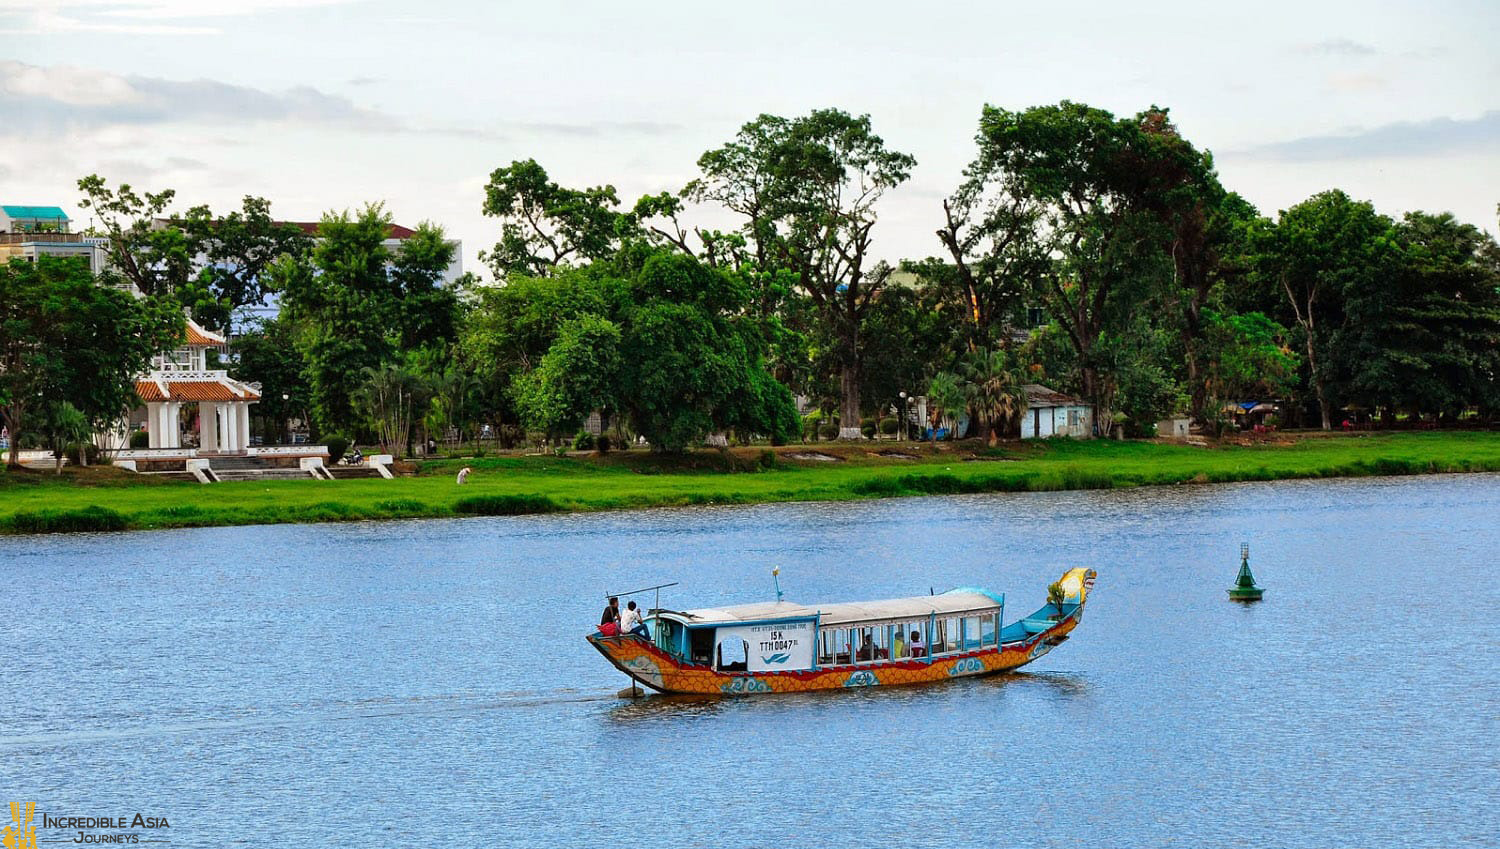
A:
131 319 261 452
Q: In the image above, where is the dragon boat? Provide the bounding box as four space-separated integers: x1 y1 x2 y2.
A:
587 567 1095 696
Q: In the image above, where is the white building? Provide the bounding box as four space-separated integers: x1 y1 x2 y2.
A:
0 204 108 273
1020 384 1094 439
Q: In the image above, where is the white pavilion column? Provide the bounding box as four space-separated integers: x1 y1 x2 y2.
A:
200 402 219 453
146 402 164 448
237 403 251 452
166 402 182 448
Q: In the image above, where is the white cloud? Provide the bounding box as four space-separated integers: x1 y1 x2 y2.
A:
1238 111 1500 161
0 60 396 132
0 0 362 34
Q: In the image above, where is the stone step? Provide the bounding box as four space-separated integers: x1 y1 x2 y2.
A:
212 469 319 482
324 466 382 480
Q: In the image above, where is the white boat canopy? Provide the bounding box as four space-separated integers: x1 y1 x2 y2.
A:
661 590 1004 629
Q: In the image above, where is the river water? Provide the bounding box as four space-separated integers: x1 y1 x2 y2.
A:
2 474 1497 847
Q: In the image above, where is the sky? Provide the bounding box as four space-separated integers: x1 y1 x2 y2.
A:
3 0 1497 280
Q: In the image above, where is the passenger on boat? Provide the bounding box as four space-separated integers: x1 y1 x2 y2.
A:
600 597 620 631
893 632 906 658
909 630 926 657
621 601 651 640
857 637 874 661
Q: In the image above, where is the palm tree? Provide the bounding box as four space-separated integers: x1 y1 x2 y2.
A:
959 348 1028 446
926 372 965 442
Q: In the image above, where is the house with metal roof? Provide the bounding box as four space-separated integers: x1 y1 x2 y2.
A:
1020 384 1095 438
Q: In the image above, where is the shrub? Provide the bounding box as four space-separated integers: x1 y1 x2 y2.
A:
65 442 100 465
879 417 898 435
4 506 129 534
861 422 877 438
553 445 567 457
757 449 776 470
324 434 350 462
572 430 596 451
375 498 425 513
452 494 560 516
818 423 839 440
128 430 150 449
596 434 612 453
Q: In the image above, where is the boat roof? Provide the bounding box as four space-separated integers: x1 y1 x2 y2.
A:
663 589 1004 628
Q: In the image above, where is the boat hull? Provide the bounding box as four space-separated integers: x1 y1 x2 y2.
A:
587 609 1083 696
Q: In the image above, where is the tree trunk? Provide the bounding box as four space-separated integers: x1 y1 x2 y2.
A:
1305 332 1331 430
3 405 24 469
838 360 862 440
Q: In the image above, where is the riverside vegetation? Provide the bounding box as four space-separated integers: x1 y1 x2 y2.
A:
3 432 1499 534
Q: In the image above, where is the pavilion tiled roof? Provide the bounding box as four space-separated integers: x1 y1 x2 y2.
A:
135 379 260 403
184 321 226 347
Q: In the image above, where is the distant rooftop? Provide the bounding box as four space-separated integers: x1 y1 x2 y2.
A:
2 205 70 222
284 221 418 239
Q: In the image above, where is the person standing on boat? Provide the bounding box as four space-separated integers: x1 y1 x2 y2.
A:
600 597 621 632
621 601 650 640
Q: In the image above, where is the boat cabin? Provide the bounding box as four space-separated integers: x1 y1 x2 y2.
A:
647 588 1015 674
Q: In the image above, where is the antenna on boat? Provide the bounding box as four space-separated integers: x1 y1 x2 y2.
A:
773 566 784 603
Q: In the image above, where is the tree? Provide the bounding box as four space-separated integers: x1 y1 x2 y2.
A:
480 159 622 278
954 102 1203 432
1201 310 1300 411
77 175 193 297
925 371 965 442
690 109 916 438
512 314 622 439
0 256 182 467
279 205 459 437
1332 211 1500 419
38 401 90 474
230 316 311 443
357 363 424 459
1251 190 1399 429
184 195 310 324
958 348 1028 445
934 154 1050 351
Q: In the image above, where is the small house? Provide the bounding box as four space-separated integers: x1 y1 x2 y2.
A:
1021 384 1094 439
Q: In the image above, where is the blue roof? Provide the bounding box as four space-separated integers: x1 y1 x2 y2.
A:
2 205 70 220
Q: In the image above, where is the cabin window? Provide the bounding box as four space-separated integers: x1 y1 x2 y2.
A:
938 617 961 653
872 625 890 661
819 628 850 665
980 614 998 647
962 616 982 650
689 628 715 665
715 636 748 672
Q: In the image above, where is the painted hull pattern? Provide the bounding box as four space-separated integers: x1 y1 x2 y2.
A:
587 608 1083 696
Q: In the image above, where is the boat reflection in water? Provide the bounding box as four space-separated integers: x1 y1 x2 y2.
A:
587 568 1096 696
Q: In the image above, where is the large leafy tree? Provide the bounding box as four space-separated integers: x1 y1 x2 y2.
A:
952 102 1202 432
480 159 622 278
1332 211 1500 418
183 195 310 324
1251 190 1399 429
77 175 193 297
690 109 915 438
512 314 622 439
0 256 182 467
78 176 307 331
278 204 458 436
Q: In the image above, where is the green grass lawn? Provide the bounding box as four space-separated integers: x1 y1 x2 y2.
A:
3 431 1499 534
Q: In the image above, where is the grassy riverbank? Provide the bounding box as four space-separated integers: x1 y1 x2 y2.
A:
3 431 1499 534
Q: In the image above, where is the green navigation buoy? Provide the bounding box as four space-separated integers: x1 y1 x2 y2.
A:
1228 542 1264 601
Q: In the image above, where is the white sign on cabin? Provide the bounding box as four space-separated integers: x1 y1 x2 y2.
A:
717 621 814 672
